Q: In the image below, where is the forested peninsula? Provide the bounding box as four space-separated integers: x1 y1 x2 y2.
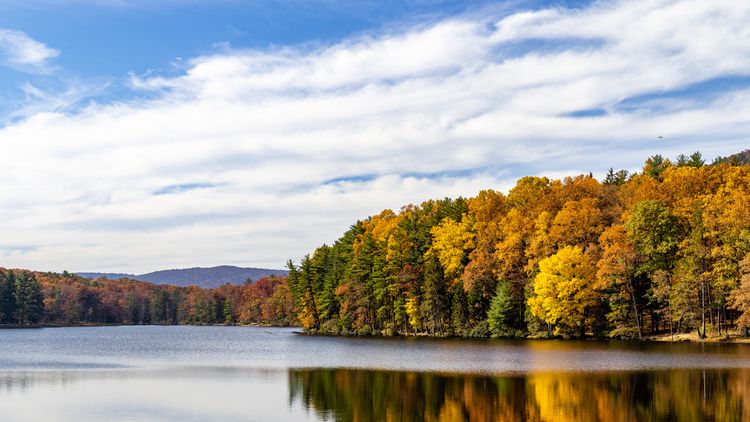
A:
286 151 750 340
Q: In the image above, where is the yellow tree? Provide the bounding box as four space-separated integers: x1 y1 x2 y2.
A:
429 217 474 280
528 246 598 337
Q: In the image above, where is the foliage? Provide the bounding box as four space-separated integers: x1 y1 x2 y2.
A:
729 253 750 328
0 269 292 327
286 151 750 338
487 282 514 337
528 246 598 336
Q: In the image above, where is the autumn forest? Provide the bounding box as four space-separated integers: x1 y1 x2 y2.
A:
286 151 750 339
3 151 750 342
0 270 295 327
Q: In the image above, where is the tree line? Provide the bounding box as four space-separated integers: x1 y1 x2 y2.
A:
0 269 294 326
287 151 750 339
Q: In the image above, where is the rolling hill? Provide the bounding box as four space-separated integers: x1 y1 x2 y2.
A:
77 265 287 288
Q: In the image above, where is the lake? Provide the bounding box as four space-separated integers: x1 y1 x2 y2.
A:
1 326 750 421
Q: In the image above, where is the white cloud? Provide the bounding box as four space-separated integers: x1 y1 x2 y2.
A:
1 0 750 273
0 29 58 71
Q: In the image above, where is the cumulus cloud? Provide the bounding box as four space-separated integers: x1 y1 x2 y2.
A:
1 0 749 273
0 29 58 71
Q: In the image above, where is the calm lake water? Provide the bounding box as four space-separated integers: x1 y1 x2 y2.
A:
1 326 750 421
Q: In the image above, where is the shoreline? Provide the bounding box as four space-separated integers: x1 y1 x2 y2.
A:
297 329 750 344
0 322 295 329
647 332 750 343
4 324 750 344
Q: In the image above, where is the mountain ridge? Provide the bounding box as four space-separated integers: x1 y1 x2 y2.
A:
77 265 287 288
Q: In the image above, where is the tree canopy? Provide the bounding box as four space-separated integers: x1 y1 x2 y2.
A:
287 152 750 338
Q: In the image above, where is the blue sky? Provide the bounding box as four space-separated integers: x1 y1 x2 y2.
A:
0 1 502 107
0 0 596 114
0 0 749 273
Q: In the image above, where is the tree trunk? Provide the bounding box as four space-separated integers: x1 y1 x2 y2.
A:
580 310 586 339
669 316 674 342
718 306 722 336
628 277 642 340
700 282 706 339
707 280 714 330
307 284 320 330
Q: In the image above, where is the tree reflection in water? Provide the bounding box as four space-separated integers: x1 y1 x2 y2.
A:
289 368 750 421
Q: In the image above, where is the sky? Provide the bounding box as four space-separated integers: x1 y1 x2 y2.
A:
0 0 749 273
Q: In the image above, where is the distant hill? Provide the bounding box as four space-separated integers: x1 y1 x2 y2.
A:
77 265 287 288
714 149 750 166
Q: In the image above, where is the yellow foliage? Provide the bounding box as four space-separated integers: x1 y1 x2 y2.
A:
494 208 531 281
369 209 399 243
550 197 604 249
524 211 553 275
429 217 474 277
555 174 603 205
467 189 506 223
528 246 598 334
405 297 421 330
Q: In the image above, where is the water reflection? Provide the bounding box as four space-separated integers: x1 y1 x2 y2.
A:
3 328 750 421
2 366 748 421
0 368 318 422
289 368 750 421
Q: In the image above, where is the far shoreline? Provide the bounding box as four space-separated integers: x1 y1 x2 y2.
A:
0 323 294 329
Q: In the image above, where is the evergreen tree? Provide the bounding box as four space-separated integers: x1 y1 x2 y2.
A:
644 155 671 180
487 282 514 337
420 255 448 335
0 270 17 324
450 285 469 336
14 271 43 325
603 168 629 186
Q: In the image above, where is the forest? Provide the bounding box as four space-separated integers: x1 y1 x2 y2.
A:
286 151 750 339
0 269 294 326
